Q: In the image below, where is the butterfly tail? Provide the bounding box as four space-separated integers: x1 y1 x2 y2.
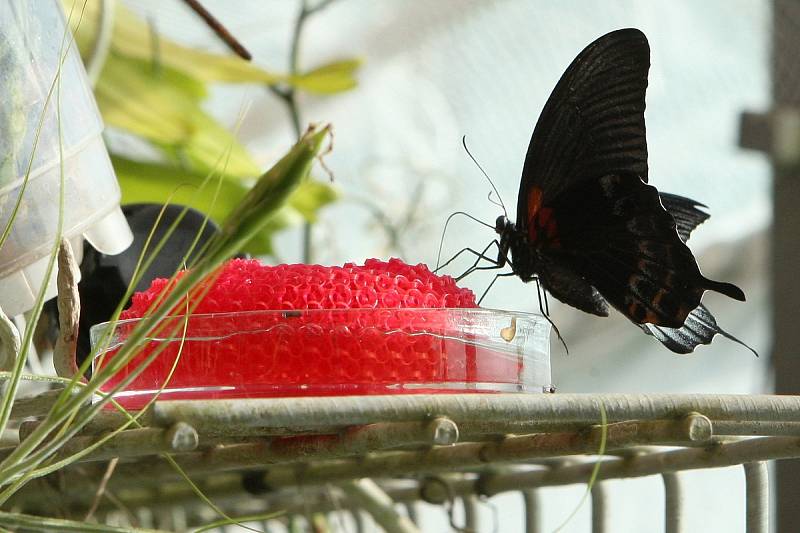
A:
640 303 757 356
703 277 746 302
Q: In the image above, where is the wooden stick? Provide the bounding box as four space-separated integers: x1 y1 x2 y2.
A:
180 0 252 60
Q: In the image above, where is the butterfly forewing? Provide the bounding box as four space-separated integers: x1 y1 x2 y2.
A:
517 28 650 232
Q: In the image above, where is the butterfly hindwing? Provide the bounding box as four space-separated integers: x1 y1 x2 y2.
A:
640 195 757 354
536 255 609 317
658 193 710 242
517 28 650 233
547 172 743 328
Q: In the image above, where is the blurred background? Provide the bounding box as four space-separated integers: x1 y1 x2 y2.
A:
78 0 786 530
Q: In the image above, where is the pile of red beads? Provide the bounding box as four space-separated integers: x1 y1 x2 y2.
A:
121 258 477 318
97 258 525 407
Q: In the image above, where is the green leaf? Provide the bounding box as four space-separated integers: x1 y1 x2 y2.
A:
96 55 261 178
0 510 170 532
111 155 334 257
65 0 286 84
290 58 362 94
111 155 278 254
112 156 247 221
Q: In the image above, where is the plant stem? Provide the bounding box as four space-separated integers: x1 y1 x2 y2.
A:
270 0 337 263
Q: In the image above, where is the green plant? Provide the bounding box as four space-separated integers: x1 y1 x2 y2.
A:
62 0 356 256
0 4 334 530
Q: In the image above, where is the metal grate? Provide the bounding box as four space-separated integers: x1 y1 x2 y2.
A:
8 392 793 531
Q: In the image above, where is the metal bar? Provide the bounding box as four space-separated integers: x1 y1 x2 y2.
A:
462 495 479 532
481 437 797 493
267 417 459 458
10 389 78 420
744 462 769 533
5 423 198 465
662 473 684 533
339 479 420 533
404 502 419 525
97 420 714 486
522 490 541 533
352 509 366 533
152 394 800 432
713 420 800 437
591 482 608 533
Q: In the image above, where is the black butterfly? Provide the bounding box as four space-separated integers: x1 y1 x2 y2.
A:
457 28 755 355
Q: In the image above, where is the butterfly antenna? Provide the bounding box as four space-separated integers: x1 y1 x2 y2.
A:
436 211 494 270
462 135 508 218
536 277 568 354
487 190 504 210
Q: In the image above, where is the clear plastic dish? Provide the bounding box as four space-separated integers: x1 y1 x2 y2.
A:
91 308 552 409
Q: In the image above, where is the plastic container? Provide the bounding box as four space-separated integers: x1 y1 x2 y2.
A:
91 308 552 409
0 1 132 317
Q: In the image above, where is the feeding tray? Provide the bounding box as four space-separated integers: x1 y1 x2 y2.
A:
91 308 551 409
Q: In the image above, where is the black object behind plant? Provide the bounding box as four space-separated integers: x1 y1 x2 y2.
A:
462 28 755 354
65 204 223 369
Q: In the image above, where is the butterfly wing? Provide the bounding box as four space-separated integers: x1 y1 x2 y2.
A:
512 28 745 330
639 303 758 356
547 172 744 328
658 193 710 242
641 194 757 355
516 28 650 231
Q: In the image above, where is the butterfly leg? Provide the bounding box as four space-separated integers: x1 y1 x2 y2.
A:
435 240 503 278
477 272 516 305
459 259 518 282
533 277 569 354
534 277 550 316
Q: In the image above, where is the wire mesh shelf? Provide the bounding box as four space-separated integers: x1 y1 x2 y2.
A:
6 392 796 531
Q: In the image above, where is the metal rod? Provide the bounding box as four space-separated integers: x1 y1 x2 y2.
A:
744 461 769 533
339 479 420 533
151 394 800 433
10 389 79 419
266 417 459 459
6 423 199 465
662 473 684 533
522 489 541 533
352 509 366 533
591 482 608 533
714 420 800 436
481 437 798 493
462 495 479 532
97 420 715 486
404 502 419 525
